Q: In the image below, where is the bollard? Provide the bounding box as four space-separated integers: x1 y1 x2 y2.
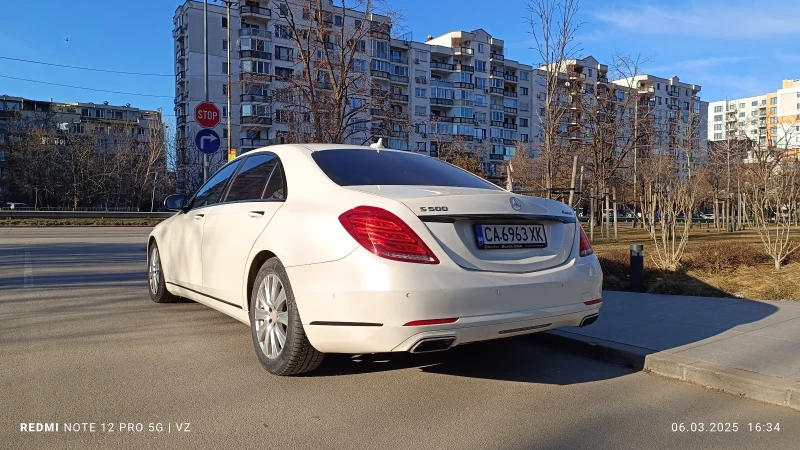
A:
630 243 644 293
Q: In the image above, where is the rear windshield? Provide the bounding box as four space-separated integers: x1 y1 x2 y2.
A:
311 149 501 190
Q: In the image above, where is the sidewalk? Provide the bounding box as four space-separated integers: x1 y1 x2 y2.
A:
538 291 800 410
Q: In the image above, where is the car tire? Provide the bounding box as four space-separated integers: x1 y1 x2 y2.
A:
250 257 323 376
148 242 178 304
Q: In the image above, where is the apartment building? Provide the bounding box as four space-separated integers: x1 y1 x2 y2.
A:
0 95 163 198
172 1 543 182
612 74 708 168
707 79 800 150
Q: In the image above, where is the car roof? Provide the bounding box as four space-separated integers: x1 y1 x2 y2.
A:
236 143 424 162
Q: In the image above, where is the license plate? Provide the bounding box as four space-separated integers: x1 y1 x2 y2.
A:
474 224 547 249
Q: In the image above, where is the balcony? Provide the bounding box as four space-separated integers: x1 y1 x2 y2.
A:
453 99 474 107
504 106 517 114
175 48 186 61
371 69 390 79
240 50 272 60
430 62 455 71
174 93 186 104
415 76 428 84
569 132 587 140
491 104 504 111
504 74 518 82
668 104 680 110
390 55 409 65
451 117 473 124
240 72 272 83
240 5 271 18
391 93 409 102
240 138 270 147
315 81 333 90
490 120 504 127
453 82 475 89
667 90 679 97
176 115 186 125
241 116 273 126
172 24 186 39
389 74 409 84
240 28 272 39
489 52 504 61
597 76 609 84
490 70 504 78
430 115 453 123
455 64 474 73
503 123 517 130
504 91 517 98
240 93 271 103
490 87 504 95
569 71 586 80
430 98 454 106
175 71 185 82
369 25 391 40
430 79 454 88
453 47 474 56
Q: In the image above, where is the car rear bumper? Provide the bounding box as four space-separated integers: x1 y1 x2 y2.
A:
286 247 602 354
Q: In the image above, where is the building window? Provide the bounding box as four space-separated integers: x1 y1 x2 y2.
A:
519 118 529 127
520 71 528 81
414 105 426 116
475 60 486 72
222 40 228 51
415 50 428 62
222 17 227 28
222 62 228 73
713 133 723 139
714 115 722 122
415 88 426 98
656 83 660 90
713 124 722 130
223 128 228 138
279 3 288 16
477 43 484 53
770 97 777 105
771 107 777 114
222 106 227 118
354 19 362 29
738 103 744 108
770 126 778 134
739 112 745 117
222 84 227 95
770 117 778 124
587 68 592 77
714 105 722 113
334 15 342 26
416 142 426 151
520 134 528 142
751 101 758 106
520 87 529 96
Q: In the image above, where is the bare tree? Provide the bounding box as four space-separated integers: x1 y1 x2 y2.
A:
266 0 407 145
525 0 583 198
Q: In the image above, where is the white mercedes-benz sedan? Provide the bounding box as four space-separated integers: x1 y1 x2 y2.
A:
147 144 602 375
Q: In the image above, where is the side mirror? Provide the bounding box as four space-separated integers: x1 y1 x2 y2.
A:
163 194 187 212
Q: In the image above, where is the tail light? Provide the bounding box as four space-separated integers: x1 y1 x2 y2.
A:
578 225 593 257
339 206 440 264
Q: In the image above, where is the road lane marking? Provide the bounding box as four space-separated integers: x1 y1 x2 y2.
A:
24 251 33 288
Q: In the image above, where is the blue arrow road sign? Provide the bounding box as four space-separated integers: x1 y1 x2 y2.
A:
195 128 221 154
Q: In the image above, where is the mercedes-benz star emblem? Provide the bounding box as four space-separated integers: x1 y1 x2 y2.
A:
509 197 522 211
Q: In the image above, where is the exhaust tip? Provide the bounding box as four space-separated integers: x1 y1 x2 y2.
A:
579 314 599 327
410 337 456 354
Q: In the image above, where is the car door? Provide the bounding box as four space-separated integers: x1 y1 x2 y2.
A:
167 160 242 292
201 153 287 306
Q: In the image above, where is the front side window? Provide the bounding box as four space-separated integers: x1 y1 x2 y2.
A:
312 149 501 190
189 160 243 209
225 154 279 202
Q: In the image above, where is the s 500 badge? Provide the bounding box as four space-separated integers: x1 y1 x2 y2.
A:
420 206 448 212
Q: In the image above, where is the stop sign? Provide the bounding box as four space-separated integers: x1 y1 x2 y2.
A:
195 102 221 128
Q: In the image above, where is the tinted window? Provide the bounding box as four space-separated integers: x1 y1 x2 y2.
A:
190 161 242 209
312 149 500 190
262 163 286 200
225 154 277 202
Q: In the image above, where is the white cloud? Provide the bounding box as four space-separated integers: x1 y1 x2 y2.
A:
595 1 800 38
645 55 756 76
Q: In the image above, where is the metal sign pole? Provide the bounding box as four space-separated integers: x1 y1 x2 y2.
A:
203 0 209 182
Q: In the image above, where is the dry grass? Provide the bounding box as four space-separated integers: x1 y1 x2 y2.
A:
0 218 163 227
589 224 800 301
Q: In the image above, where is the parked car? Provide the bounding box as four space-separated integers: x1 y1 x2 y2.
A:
147 144 603 375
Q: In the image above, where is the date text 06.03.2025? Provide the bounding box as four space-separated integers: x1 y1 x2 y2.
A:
671 423 780 433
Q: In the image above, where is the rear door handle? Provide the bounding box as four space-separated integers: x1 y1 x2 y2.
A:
248 211 265 218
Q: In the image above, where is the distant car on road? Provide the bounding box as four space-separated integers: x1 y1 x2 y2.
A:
147 144 603 376
3 202 28 210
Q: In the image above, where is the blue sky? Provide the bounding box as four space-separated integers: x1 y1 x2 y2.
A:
1 0 798 123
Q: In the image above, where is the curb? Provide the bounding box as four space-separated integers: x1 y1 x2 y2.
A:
536 330 800 411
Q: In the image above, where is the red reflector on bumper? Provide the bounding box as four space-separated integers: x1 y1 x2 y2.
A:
583 298 602 306
403 318 459 327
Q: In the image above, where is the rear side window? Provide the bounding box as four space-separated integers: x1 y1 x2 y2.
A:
190 160 242 209
225 154 277 202
311 149 499 190
262 163 286 200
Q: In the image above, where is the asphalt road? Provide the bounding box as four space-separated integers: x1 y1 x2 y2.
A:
1 227 797 450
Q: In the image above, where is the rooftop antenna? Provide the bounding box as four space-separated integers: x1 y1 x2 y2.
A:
370 138 385 152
